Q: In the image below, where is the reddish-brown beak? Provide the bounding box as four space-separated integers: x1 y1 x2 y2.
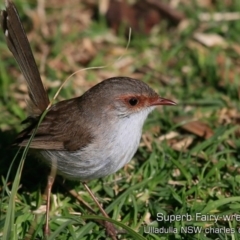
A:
150 97 177 106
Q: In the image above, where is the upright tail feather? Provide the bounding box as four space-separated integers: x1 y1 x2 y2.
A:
1 0 49 115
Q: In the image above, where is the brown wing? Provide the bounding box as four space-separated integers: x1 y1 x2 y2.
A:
15 98 94 151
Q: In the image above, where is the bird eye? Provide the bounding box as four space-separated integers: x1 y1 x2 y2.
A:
128 97 138 106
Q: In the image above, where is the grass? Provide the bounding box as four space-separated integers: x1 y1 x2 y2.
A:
0 0 240 239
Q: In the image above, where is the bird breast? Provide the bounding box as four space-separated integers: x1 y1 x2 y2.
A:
40 108 153 181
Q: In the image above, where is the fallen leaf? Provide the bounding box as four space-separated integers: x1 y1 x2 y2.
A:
199 12 240 22
158 131 179 142
171 136 194 151
105 0 185 35
141 133 153 151
193 32 228 48
174 117 214 139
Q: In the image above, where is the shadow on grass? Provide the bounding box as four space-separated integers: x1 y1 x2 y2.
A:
0 129 49 194
0 129 83 201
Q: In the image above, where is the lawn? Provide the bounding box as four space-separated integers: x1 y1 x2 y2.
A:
0 0 239 239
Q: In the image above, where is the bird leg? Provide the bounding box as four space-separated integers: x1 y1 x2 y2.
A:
44 159 57 236
82 182 118 240
60 180 121 238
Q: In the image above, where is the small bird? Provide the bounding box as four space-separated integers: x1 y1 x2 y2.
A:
1 0 176 238
16 77 175 181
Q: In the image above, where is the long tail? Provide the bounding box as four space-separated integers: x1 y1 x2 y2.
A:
1 0 49 115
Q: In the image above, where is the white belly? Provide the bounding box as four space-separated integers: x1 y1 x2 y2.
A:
40 108 153 181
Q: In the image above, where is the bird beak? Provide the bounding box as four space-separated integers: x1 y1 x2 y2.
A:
150 97 177 106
